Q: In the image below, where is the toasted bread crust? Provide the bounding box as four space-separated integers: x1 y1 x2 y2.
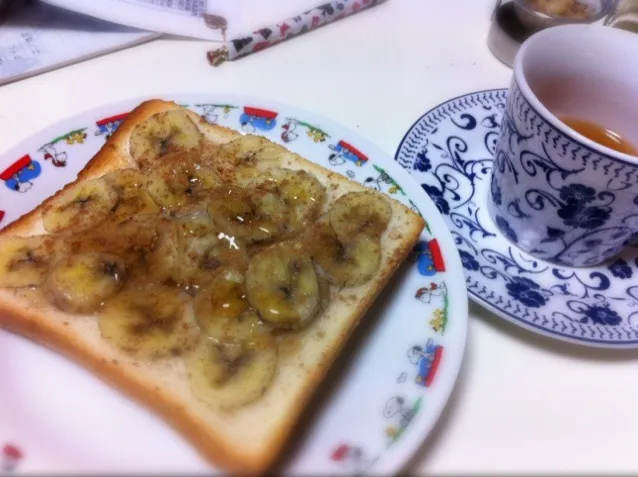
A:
0 99 425 475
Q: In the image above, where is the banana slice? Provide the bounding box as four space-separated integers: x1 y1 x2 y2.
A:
246 241 320 329
147 223 181 284
147 212 214 284
271 169 326 232
174 208 214 234
183 232 250 284
329 191 392 243
318 273 332 313
208 185 287 243
146 154 222 212
213 135 285 183
42 178 118 234
187 311 278 411
248 168 326 238
102 168 160 219
149 214 249 287
217 134 272 162
308 220 382 287
98 283 200 359
43 252 126 313
67 214 161 267
0 235 62 288
194 267 249 335
129 109 202 167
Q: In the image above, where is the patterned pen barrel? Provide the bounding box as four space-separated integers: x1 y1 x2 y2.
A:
207 0 385 66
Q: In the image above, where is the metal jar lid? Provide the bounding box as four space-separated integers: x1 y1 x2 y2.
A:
487 1 532 67
487 0 616 68
605 0 638 32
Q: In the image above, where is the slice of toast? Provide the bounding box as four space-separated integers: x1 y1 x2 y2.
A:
0 100 424 475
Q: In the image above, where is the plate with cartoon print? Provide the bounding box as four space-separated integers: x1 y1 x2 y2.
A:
0 94 467 475
395 88 638 348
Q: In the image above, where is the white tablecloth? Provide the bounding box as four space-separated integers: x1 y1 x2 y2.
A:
1 0 637 474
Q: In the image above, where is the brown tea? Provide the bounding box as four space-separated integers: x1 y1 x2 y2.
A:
559 116 638 156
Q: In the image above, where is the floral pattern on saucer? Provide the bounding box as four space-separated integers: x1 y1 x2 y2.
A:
396 89 638 347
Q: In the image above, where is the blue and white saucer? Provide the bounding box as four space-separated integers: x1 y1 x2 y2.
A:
396 89 638 348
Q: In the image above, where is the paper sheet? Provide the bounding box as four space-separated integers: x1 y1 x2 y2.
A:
41 0 232 41
0 0 339 86
40 0 330 40
0 1 160 86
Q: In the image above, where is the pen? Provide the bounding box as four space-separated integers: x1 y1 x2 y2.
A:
207 0 385 66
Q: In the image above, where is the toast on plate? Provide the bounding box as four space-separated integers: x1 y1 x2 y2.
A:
0 100 425 475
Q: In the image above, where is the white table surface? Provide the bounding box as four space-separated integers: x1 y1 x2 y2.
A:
1 0 637 474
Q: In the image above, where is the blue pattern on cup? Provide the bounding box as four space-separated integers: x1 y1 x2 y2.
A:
487 79 638 267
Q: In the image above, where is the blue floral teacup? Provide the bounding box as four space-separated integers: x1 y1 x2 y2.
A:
488 24 638 268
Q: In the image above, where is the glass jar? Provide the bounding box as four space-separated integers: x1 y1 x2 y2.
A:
513 0 613 32
604 0 638 32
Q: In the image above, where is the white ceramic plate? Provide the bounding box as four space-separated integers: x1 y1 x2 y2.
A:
0 94 467 475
